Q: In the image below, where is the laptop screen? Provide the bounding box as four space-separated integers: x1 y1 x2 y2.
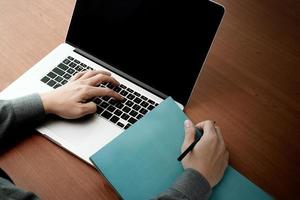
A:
67 0 224 105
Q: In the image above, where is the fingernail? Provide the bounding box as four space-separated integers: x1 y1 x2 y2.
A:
184 120 193 128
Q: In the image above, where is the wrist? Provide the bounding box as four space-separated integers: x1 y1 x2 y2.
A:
183 162 212 187
40 92 55 114
190 168 212 188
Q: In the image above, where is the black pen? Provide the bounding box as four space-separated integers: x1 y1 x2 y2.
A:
177 128 203 161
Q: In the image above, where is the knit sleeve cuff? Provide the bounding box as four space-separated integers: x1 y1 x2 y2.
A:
171 168 212 200
10 94 46 125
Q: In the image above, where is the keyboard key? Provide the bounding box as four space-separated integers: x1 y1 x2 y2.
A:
125 100 134 107
126 88 134 93
47 80 56 87
69 62 77 68
114 109 122 116
74 59 80 64
100 102 109 108
53 67 65 76
107 105 116 112
141 95 148 101
115 102 124 109
133 97 142 104
67 68 75 74
121 113 130 120
80 63 87 67
108 99 117 105
119 84 126 89
67 56 74 60
139 108 148 115
141 101 149 108
120 90 128 96
127 94 135 100
113 86 121 93
63 73 72 79
87 66 94 70
102 96 110 101
96 106 104 114
93 98 102 105
63 59 71 65
136 114 143 119
101 111 112 119
132 104 141 111
107 83 114 89
41 76 50 83
148 105 155 110
128 117 137 124
75 66 83 71
110 115 120 123
58 63 69 71
53 83 62 89
155 103 159 106
122 106 131 113
54 76 63 82
117 122 124 128
148 99 155 105
133 92 141 97
124 123 131 129
61 80 68 85
47 71 57 79
129 110 138 117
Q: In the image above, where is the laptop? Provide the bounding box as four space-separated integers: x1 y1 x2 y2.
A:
0 0 224 164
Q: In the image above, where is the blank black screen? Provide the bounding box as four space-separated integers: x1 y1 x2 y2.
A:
67 0 224 105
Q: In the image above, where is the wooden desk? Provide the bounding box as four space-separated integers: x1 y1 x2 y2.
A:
0 0 299 199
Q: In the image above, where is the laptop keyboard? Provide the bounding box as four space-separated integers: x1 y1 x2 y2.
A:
40 56 159 129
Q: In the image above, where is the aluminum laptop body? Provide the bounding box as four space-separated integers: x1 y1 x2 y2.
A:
0 0 224 165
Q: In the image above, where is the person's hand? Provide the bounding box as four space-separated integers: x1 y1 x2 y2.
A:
181 120 229 187
40 70 123 119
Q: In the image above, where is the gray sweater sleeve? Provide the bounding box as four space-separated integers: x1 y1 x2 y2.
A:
0 94 45 143
0 177 40 200
154 168 211 200
0 94 45 199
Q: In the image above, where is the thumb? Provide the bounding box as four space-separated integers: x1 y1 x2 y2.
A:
182 119 195 152
82 102 97 115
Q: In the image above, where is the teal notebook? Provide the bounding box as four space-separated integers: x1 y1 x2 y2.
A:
90 97 273 200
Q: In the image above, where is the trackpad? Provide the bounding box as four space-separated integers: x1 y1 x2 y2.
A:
37 115 123 162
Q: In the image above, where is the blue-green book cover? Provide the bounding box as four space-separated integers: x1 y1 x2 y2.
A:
90 97 272 200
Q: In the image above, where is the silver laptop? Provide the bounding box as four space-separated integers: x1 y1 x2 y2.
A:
0 0 224 164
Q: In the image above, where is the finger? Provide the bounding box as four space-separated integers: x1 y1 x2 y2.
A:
78 70 111 80
181 120 196 152
81 102 97 115
70 71 86 82
83 87 123 101
195 120 214 130
215 126 225 143
85 74 120 87
223 151 229 168
195 120 216 137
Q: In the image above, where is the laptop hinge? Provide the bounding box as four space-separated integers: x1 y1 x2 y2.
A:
73 48 168 99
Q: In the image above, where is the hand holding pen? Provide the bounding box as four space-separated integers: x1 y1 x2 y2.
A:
179 120 229 187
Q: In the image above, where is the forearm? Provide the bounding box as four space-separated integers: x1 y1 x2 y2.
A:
154 168 211 200
0 94 45 143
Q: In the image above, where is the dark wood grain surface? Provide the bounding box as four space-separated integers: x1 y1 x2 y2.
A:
0 0 299 199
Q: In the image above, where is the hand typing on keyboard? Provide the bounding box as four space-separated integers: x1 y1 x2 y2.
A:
40 70 123 119
40 56 159 128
